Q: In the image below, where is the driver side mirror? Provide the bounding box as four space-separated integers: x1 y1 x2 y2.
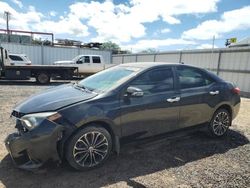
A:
76 60 82 64
125 86 144 97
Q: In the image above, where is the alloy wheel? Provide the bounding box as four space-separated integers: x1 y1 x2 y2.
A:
73 131 109 167
212 111 230 136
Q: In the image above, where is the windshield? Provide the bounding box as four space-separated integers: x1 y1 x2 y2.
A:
78 65 142 93
24 55 31 61
72 55 81 61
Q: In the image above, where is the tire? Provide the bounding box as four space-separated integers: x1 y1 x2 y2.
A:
208 108 231 137
65 125 112 171
36 72 50 84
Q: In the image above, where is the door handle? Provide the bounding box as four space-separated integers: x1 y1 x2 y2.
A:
166 97 180 103
209 90 219 95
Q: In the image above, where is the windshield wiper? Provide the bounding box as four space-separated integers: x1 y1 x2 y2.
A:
73 83 92 93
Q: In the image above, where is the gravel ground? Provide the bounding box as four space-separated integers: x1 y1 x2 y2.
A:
0 81 249 188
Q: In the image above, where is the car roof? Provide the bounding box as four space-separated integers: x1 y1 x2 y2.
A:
9 54 27 56
119 62 181 68
78 54 102 56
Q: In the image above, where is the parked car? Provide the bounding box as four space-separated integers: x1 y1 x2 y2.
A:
54 55 115 75
9 54 32 65
5 62 240 171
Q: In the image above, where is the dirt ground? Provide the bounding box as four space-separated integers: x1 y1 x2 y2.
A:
0 81 249 188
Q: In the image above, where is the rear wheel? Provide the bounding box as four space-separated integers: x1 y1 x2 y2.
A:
36 72 50 84
208 109 231 137
65 126 112 171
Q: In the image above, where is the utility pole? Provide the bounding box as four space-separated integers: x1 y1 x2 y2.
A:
210 35 215 71
212 35 215 49
4 11 11 42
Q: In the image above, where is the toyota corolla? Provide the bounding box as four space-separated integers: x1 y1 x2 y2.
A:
5 62 240 171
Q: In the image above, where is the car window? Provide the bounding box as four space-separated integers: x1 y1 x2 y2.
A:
78 56 90 64
9 55 23 61
92 56 101 63
83 56 90 63
130 68 174 95
177 66 214 89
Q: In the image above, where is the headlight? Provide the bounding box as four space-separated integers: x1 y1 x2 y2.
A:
20 112 61 130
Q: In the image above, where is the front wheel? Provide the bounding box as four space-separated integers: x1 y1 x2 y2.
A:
36 72 50 84
208 109 231 137
65 126 112 171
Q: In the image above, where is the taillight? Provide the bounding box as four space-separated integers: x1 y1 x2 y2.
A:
231 87 240 95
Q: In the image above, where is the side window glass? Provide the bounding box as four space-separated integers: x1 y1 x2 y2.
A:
84 56 90 63
77 56 90 64
130 68 174 95
177 66 214 89
93 56 101 63
9 55 23 61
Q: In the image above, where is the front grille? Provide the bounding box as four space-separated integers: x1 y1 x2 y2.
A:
11 110 25 118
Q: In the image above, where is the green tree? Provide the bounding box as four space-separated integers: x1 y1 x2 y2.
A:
139 48 159 54
100 41 121 51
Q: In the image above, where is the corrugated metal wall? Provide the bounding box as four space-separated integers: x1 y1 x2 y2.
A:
1 42 112 65
1 42 249 96
112 47 250 96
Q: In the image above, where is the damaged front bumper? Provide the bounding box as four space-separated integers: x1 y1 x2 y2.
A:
5 119 64 170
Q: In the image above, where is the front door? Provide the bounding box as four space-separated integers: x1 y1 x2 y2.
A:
120 67 180 139
77 56 91 73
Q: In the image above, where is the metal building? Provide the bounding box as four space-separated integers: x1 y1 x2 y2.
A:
1 42 112 65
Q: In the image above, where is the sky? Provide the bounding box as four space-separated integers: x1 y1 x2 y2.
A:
0 0 250 52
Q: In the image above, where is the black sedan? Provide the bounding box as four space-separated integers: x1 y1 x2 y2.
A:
5 62 240 171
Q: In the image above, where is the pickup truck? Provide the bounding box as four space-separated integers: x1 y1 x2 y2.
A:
0 47 78 84
54 55 115 75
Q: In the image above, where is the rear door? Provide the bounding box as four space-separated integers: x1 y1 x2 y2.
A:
120 67 180 138
90 56 103 73
176 65 217 128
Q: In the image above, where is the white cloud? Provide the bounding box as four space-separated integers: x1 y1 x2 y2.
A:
0 2 88 38
0 2 43 31
0 0 220 44
11 0 23 9
182 6 250 40
34 15 89 37
121 38 196 51
161 28 171 34
49 11 57 17
69 1 145 43
69 0 220 42
129 0 219 24
196 44 218 49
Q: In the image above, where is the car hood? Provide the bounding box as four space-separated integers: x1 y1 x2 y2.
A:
14 84 98 114
54 60 74 64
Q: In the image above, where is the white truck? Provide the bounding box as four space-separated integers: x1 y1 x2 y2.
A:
54 55 115 75
0 47 78 84
9 53 32 65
